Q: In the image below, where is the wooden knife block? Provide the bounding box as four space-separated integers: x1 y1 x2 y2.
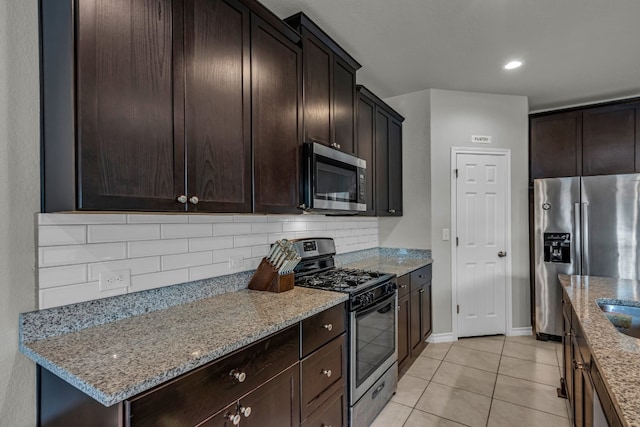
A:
248 258 294 293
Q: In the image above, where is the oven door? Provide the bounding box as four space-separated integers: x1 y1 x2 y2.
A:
350 292 398 404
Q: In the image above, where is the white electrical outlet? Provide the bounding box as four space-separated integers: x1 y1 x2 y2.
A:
229 255 244 269
99 269 131 291
442 228 450 241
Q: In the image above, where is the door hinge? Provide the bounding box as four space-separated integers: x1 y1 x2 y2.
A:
457 304 460 314
454 169 458 178
456 237 459 247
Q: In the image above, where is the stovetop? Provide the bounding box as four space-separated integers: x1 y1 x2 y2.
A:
296 268 395 294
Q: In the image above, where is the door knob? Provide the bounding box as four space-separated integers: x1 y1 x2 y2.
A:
498 251 507 257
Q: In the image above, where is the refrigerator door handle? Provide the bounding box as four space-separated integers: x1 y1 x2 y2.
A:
582 202 589 276
574 202 582 275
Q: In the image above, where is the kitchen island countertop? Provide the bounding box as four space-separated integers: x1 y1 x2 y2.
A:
559 274 640 426
21 287 347 407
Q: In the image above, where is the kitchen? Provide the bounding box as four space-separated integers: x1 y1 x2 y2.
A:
2 0 640 426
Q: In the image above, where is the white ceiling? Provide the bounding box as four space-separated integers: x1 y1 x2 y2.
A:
260 0 640 111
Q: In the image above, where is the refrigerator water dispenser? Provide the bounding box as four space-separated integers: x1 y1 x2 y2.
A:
543 233 571 263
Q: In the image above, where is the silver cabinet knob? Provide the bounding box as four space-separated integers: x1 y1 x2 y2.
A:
322 369 332 378
226 413 241 425
322 323 333 331
337 144 341 149
389 209 396 213
498 251 507 257
240 406 252 418
230 369 246 383
189 196 199 205
177 195 187 204
573 360 584 370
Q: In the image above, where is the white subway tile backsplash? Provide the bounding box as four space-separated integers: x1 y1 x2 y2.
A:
130 269 190 292
36 213 379 308
189 262 231 281
213 247 252 264
188 214 234 223
39 281 127 309
161 223 213 239
39 265 88 289
161 251 213 271
39 243 127 268
234 234 268 248
88 257 161 281
39 226 87 246
88 224 160 243
251 222 282 234
189 236 234 252
127 214 188 224
39 213 127 225
128 239 188 258
283 221 306 232
213 223 252 236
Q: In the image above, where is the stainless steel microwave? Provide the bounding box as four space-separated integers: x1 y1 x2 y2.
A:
302 142 366 213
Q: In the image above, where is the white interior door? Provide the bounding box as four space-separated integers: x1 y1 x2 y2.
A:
455 152 508 337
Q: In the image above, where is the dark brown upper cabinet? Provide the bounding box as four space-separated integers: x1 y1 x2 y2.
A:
41 0 301 213
284 13 361 155
356 86 404 217
529 99 640 182
251 14 303 214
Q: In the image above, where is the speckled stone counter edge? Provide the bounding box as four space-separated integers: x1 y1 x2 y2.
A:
21 246 431 343
21 292 347 406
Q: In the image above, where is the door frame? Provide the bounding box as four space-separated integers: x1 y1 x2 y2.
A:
450 147 513 339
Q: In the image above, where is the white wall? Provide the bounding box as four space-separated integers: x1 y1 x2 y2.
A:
37 214 379 309
0 1 39 425
378 90 431 250
429 89 530 333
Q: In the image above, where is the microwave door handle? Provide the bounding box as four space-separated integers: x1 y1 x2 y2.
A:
582 202 589 276
574 202 581 274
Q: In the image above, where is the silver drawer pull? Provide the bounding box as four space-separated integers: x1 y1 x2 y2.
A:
399 284 407 289
322 369 332 378
189 196 199 205
323 323 333 331
230 369 246 383
240 406 252 418
177 195 187 204
226 413 241 425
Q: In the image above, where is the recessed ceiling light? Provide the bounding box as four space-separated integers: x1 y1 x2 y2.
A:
503 60 523 70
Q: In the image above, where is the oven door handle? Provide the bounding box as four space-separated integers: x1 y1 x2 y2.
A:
355 292 396 317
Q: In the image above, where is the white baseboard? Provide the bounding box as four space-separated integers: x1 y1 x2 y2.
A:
508 326 533 337
427 332 456 343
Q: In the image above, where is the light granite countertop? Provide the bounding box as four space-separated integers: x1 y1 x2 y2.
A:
559 274 640 426
342 256 432 277
21 287 347 407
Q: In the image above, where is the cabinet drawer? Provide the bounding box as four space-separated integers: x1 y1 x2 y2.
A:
301 334 346 420
301 389 346 427
410 264 432 291
127 324 299 427
301 303 346 357
397 274 410 298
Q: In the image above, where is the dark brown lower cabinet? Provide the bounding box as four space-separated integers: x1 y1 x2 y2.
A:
201 365 300 427
561 290 624 427
397 264 433 375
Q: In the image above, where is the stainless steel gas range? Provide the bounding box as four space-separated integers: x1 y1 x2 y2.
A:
291 238 397 427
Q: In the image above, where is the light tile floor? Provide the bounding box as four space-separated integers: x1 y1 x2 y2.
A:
372 335 570 427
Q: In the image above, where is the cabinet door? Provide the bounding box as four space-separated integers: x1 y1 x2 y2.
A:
356 92 376 215
421 283 432 342
388 117 403 215
76 0 184 211
183 0 252 212
333 58 356 154
409 289 422 355
530 112 582 180
562 311 573 405
251 15 302 213
302 31 332 146
397 293 411 371
572 335 584 427
375 108 390 215
582 103 638 176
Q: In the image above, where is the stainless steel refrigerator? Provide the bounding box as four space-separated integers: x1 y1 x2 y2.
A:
534 174 640 337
